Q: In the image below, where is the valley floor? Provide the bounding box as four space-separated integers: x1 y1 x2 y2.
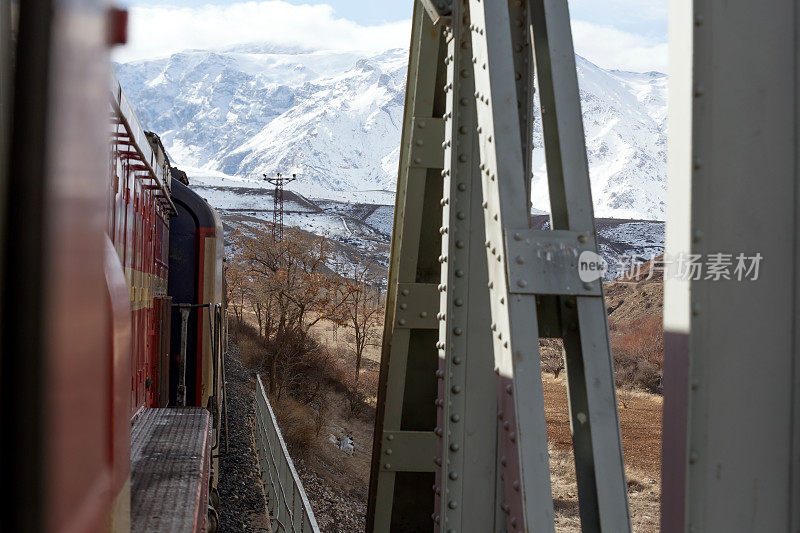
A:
545 375 662 532
285 369 662 532
224 314 662 532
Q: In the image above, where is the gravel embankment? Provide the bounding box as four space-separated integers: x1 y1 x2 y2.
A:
294 457 367 532
218 342 271 532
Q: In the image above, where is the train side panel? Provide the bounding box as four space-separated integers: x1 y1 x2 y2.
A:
168 180 226 492
110 114 171 417
2 3 221 531
0 2 120 531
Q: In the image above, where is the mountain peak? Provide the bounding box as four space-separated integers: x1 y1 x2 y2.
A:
115 48 667 220
221 42 316 55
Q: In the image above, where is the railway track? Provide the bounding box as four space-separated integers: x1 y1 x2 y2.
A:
218 342 271 532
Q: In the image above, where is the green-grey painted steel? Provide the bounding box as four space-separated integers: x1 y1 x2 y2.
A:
369 1 629 531
395 282 439 329
409 117 445 169
662 1 800 531
528 0 630 529
435 3 502 530
380 430 437 472
504 229 601 296
467 1 555 529
420 0 452 26
508 0 534 209
366 3 446 530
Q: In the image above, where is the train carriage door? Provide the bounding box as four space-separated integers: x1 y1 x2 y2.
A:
168 199 200 405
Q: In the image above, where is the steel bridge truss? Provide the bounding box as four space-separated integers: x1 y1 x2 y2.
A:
368 1 630 531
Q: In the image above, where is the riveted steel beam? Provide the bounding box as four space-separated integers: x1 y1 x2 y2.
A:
434 3 502 530
366 3 447 531
395 282 439 329
467 2 555 529
370 2 630 531
662 1 800 531
380 431 437 473
529 0 630 529
409 117 445 169
420 0 453 26
508 0 535 212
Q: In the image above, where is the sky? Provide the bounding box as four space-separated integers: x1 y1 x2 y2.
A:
116 0 668 73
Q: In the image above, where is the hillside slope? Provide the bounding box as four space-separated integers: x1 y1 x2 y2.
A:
115 44 667 220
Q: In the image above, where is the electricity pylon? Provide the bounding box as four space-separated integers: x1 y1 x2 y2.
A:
264 172 297 241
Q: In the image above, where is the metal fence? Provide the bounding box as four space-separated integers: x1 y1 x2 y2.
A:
254 375 320 533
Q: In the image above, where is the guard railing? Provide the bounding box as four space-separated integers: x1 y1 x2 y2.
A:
254 375 320 533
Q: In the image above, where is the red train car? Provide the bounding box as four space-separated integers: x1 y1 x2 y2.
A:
0 3 226 531
111 79 175 417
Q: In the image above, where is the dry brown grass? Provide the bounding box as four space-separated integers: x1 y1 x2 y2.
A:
544 374 662 531
605 279 664 325
550 446 660 532
232 313 378 481
233 320 268 370
275 337 379 515
236 299 662 530
272 396 317 453
296 383 377 501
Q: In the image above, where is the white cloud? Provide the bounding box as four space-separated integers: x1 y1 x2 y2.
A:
114 1 411 62
570 0 668 24
571 20 668 73
115 1 667 74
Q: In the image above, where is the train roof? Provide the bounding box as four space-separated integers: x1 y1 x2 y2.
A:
170 178 221 232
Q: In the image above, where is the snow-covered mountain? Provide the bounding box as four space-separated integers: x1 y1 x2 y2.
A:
115 43 667 220
532 57 667 220
115 45 406 198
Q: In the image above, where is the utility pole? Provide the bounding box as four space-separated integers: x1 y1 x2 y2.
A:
263 172 297 241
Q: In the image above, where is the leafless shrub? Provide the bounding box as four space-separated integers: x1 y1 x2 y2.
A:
309 392 331 438
617 385 634 409
610 316 664 394
273 396 316 455
540 339 565 378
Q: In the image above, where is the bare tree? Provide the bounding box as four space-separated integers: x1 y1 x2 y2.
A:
225 252 247 324
336 260 384 379
229 224 353 394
